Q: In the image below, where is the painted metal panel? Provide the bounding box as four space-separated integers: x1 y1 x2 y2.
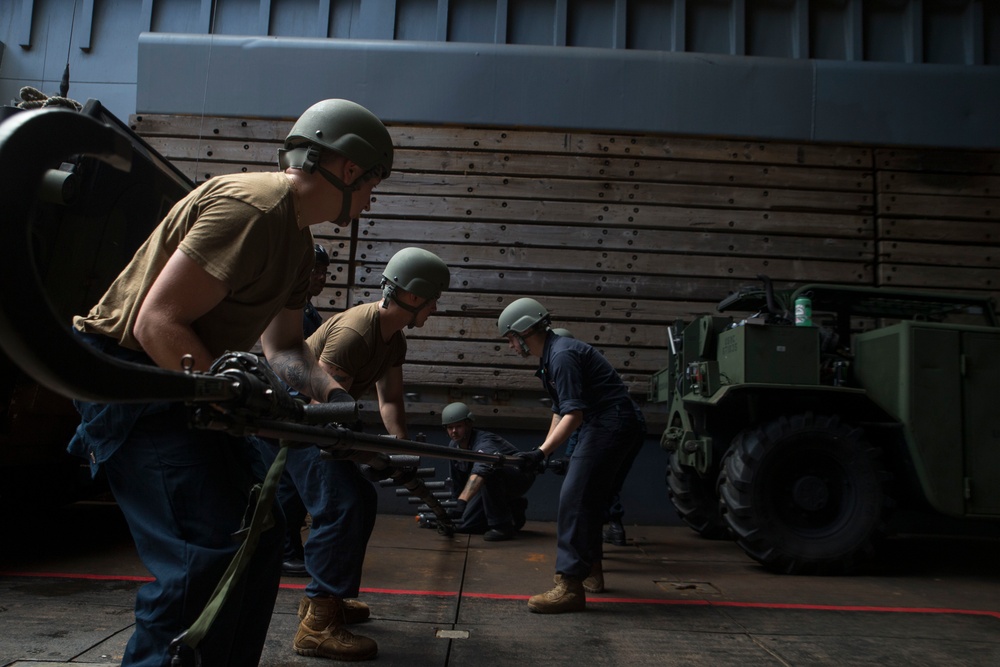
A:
811 0 863 61
626 0 680 51
357 0 397 39
567 0 617 49
149 0 211 34
854 323 964 517
864 0 918 64
963 331 1000 515
135 34 1000 149
508 0 557 46
909 326 964 516
75 0 94 51
448 0 502 44
396 0 438 42
989 0 1000 65
2 0 1000 147
747 0 803 59
17 0 33 48
215 0 262 36
923 0 978 65
330 0 362 39
811 58 1000 147
688 0 739 56
270 0 330 38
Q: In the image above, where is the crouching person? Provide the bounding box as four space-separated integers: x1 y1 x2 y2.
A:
443 402 535 541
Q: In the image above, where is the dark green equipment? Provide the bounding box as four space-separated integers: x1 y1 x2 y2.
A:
650 276 1000 574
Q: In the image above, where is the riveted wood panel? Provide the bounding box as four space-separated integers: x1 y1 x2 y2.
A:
129 114 1000 431
874 147 1000 305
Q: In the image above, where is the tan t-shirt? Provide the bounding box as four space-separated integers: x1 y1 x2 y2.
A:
74 172 313 358
305 301 407 398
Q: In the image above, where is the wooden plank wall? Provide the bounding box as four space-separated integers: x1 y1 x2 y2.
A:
129 113 1000 430
874 148 1000 293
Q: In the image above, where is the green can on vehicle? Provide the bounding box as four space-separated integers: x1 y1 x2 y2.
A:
650 277 1000 574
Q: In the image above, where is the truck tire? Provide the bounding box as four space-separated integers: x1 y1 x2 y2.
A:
666 452 730 540
720 413 890 574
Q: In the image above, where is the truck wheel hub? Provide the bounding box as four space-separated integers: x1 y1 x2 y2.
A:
792 475 829 511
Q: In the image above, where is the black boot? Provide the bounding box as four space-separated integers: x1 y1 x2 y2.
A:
484 524 514 541
511 497 528 531
603 519 626 546
281 557 308 577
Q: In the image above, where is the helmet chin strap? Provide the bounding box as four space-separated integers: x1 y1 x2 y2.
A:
381 284 433 329
316 165 359 225
512 332 531 357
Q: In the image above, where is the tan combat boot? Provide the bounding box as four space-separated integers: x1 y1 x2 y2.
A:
298 596 371 624
583 561 604 594
528 574 586 614
294 595 378 661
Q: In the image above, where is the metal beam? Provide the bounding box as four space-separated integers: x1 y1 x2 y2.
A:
18 0 34 48
75 0 94 51
436 0 448 41
136 33 1000 150
259 0 272 37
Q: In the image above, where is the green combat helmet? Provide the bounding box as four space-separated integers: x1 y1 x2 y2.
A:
497 297 550 337
498 297 551 356
279 99 393 178
381 247 450 301
441 402 474 426
278 99 394 225
380 247 450 326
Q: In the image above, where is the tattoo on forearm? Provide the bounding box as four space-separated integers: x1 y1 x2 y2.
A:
269 350 323 402
463 475 484 499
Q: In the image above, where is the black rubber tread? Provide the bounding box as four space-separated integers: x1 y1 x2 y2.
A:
719 412 891 575
666 451 730 540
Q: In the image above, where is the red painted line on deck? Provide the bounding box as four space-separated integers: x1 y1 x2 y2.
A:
5 571 999 621
0 571 154 583
283 583 461 597
453 591 1000 620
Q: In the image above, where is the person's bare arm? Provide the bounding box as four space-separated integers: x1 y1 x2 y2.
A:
375 365 407 438
458 474 484 502
133 250 226 372
262 308 341 402
317 359 354 395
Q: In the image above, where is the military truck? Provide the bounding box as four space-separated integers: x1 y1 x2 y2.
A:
649 276 1000 574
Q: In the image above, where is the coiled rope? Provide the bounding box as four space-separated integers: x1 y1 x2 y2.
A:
17 86 82 111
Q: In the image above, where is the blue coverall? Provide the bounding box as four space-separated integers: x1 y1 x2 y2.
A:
536 332 646 580
448 429 534 533
69 332 283 667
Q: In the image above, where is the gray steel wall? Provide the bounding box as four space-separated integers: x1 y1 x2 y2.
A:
2 0 999 148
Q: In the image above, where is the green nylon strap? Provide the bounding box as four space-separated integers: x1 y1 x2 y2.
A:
176 444 289 651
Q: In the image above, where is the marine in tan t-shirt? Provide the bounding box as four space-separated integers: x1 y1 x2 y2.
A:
305 301 407 400
74 172 312 359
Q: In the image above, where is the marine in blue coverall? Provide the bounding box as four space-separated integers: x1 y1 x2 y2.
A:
442 401 534 541
499 298 646 614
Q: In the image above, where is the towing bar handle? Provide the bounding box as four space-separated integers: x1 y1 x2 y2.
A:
251 416 515 468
